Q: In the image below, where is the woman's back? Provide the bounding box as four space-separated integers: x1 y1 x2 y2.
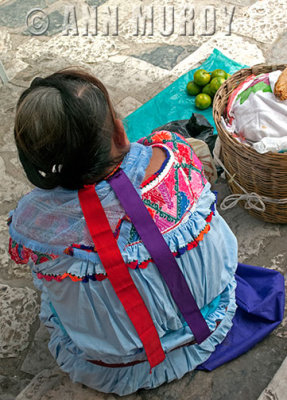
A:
9 131 238 395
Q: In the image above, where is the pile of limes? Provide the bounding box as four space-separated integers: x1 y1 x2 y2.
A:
186 69 231 110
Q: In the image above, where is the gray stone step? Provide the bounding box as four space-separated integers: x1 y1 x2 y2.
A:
0 60 8 84
257 356 287 400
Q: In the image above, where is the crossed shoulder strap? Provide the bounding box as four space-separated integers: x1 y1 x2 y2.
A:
78 184 165 370
108 169 211 343
78 169 210 370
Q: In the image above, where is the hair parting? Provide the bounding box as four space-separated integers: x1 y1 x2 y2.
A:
14 67 128 190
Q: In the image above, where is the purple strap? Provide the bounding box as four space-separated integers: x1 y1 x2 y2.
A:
108 169 211 344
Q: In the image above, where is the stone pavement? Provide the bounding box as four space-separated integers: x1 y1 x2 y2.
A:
0 0 287 399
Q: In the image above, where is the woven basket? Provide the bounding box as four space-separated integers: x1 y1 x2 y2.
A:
213 63 287 224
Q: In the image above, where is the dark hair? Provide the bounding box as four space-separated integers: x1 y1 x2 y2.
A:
14 68 128 190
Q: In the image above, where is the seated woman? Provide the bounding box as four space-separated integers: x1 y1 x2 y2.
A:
8 68 282 396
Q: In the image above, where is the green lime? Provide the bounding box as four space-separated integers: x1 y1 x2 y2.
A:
193 69 211 86
186 80 201 96
202 83 214 98
210 77 226 95
195 93 212 110
211 69 227 80
226 73 231 79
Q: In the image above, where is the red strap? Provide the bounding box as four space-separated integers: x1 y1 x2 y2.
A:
78 185 165 369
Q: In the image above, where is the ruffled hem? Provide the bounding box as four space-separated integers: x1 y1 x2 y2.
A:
40 279 237 396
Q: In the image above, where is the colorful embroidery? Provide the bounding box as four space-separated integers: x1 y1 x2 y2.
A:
136 132 207 236
64 243 98 257
9 222 124 266
140 153 196 234
35 211 213 283
9 238 59 265
139 130 207 184
37 271 107 282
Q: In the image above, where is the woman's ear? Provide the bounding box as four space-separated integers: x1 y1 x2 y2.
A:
113 119 130 149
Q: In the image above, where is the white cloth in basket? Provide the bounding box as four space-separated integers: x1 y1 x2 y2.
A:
225 70 287 153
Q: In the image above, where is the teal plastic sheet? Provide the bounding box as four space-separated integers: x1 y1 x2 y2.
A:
124 49 246 142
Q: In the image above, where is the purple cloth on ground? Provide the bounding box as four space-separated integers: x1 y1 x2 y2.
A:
197 263 285 371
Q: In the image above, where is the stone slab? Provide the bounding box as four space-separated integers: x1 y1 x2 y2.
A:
1 58 29 82
21 323 57 376
90 56 175 104
0 284 39 358
0 374 32 400
224 0 257 5
172 32 265 78
115 96 143 119
15 367 142 400
214 179 287 267
14 34 130 64
268 31 287 65
85 0 108 6
231 0 287 44
0 60 8 84
0 29 11 54
132 45 198 71
0 152 34 281
0 0 56 28
258 356 287 400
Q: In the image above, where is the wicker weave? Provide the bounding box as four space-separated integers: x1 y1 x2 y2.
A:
213 64 287 223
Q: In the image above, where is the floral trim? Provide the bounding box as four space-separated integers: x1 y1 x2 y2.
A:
64 243 95 257
37 271 107 282
34 211 213 283
9 238 59 265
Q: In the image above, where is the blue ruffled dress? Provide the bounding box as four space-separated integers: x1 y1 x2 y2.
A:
8 132 238 396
